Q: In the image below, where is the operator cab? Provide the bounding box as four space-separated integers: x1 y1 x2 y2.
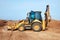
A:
27 11 42 23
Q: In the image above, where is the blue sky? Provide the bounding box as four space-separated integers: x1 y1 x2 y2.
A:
0 0 60 20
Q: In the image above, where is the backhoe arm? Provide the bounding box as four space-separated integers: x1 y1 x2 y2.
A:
45 5 51 27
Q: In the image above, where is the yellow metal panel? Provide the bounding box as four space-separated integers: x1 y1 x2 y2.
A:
32 19 41 23
42 20 46 30
7 26 12 29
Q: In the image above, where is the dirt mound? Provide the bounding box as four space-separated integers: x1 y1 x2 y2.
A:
0 20 60 40
48 20 60 33
48 20 60 27
0 20 7 26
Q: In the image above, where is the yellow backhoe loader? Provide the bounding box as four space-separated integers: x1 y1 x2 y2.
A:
7 5 51 32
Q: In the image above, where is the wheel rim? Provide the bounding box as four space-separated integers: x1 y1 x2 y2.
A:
33 25 40 30
19 26 24 31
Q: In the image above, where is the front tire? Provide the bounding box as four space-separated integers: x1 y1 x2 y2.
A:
18 25 25 31
32 22 42 32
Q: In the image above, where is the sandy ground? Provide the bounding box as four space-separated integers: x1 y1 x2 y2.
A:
0 20 60 40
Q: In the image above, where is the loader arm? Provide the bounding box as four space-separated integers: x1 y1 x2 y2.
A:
14 20 25 29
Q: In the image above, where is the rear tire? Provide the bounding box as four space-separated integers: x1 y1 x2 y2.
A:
32 22 42 32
